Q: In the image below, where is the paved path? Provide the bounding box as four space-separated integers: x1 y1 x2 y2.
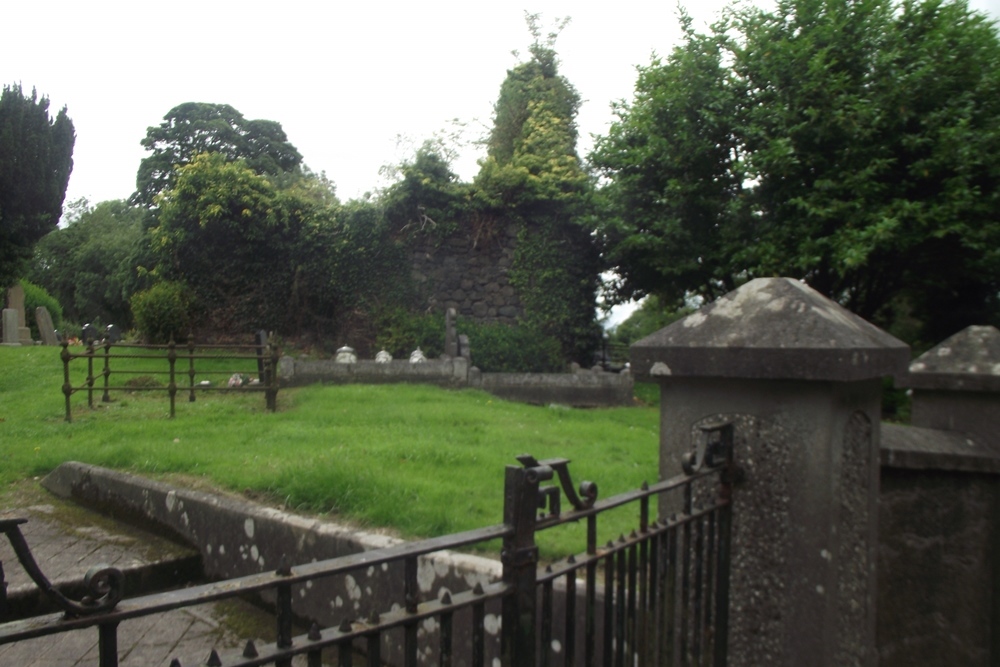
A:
0 485 318 666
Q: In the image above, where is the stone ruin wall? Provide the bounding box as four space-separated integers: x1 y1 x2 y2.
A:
408 219 523 324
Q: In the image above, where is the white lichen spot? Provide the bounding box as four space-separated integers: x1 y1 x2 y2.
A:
244 518 255 539
493 658 502 667
937 346 952 357
206 544 213 555
365 587 372 596
391 603 401 613
816 585 825 595
483 614 501 636
417 559 437 593
820 549 832 561
551 639 563 653
682 311 707 328
335 596 344 608
219 544 225 556
251 545 259 562
992 363 1000 375
165 490 177 512
650 362 672 376
345 575 363 601
299 589 307 598
306 580 313 589
422 617 438 634
910 362 927 372
381 563 389 572
258 556 265 567
181 512 189 527
433 559 450 578
367 566 375 577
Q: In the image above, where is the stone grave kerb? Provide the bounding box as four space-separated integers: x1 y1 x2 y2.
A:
901 325 1000 446
630 277 909 667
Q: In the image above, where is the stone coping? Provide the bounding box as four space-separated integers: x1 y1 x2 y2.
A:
902 325 1000 392
631 278 909 382
880 423 1000 474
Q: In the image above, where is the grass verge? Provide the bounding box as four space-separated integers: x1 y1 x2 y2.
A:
1 346 659 557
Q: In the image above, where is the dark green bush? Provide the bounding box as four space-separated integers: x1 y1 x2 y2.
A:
20 279 62 339
130 281 192 344
461 321 564 373
374 309 445 359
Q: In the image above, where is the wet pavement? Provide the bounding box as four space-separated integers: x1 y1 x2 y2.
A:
0 483 301 667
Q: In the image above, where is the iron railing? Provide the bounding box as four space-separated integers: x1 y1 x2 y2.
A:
59 332 280 421
0 423 735 666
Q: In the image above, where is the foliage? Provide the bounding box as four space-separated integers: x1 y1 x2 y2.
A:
0 84 75 288
381 141 470 238
374 309 445 359
609 296 694 348
29 199 150 328
0 346 659 556
461 321 565 373
133 102 302 208
19 278 62 339
129 280 192 343
471 15 602 364
591 0 1000 345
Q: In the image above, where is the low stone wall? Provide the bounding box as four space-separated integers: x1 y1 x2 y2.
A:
277 355 635 407
470 367 634 407
878 423 1000 667
42 462 504 664
278 357 469 388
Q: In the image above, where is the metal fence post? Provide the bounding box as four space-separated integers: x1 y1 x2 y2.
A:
501 462 550 666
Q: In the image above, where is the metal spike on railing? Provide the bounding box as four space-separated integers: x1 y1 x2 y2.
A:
618 534 626 544
308 622 322 641
441 591 453 605
367 610 380 624
276 555 292 577
606 540 614 549
243 640 258 658
641 481 649 491
339 618 353 633
567 554 576 564
169 660 182 667
473 582 485 596
206 649 223 666
630 530 638 539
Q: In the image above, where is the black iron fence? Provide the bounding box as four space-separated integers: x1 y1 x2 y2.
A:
59 333 280 422
0 424 735 666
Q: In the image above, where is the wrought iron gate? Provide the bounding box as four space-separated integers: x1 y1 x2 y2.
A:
0 423 734 666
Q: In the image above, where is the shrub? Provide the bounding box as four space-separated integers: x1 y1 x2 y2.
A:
374 309 445 359
462 321 564 373
130 281 192 344
19 279 62 339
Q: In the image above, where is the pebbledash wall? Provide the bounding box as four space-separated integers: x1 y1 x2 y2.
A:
408 220 523 323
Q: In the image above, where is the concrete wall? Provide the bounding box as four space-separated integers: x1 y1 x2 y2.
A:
42 462 504 666
878 423 1000 667
277 355 635 408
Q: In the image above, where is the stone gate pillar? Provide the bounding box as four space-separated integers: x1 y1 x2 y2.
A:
631 278 909 667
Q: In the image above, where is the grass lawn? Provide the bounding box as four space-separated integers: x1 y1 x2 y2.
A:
0 345 661 557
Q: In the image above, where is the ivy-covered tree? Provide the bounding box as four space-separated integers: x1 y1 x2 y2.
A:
592 0 1000 346
474 15 602 363
133 102 302 208
0 84 75 288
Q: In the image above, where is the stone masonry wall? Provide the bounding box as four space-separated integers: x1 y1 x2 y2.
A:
408 221 522 323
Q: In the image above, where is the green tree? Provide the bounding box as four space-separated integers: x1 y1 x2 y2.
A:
592 0 1000 345
0 84 75 288
30 199 149 327
133 102 302 208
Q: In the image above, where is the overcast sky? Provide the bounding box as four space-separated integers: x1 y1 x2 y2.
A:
6 0 996 211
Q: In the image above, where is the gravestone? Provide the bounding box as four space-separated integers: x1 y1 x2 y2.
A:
81 323 100 345
6 284 32 344
458 334 470 361
105 324 122 344
445 307 458 358
409 348 426 364
35 307 59 346
375 350 392 363
2 309 20 346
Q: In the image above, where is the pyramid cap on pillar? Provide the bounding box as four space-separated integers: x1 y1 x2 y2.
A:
902 325 1000 392
630 277 910 382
